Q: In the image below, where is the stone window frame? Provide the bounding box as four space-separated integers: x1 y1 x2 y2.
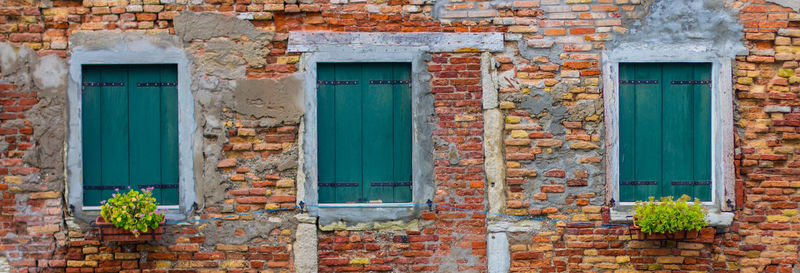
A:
65 38 197 220
602 45 735 225
295 49 435 225
288 32 503 225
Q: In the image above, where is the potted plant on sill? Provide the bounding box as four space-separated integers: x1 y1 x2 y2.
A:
96 187 166 242
631 195 708 240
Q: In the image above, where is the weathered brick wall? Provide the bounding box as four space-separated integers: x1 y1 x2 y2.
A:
731 1 800 272
2 0 800 272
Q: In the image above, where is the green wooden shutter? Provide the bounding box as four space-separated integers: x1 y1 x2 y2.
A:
317 63 412 203
82 64 179 206
619 63 712 202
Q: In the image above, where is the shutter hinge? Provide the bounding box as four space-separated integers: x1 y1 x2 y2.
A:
82 82 125 87
318 182 359 187
619 80 658 85
370 181 412 187
670 180 711 186
369 80 410 85
670 80 711 85
619 180 658 185
317 80 358 85
137 82 177 87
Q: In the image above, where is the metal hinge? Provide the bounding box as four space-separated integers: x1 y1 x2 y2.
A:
369 80 410 85
670 180 711 186
137 82 177 87
370 181 412 187
619 80 658 85
318 182 359 187
619 180 658 185
82 82 124 87
670 80 711 85
317 80 358 85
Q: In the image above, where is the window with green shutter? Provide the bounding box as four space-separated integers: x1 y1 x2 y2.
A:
317 63 412 203
619 63 712 202
81 64 179 206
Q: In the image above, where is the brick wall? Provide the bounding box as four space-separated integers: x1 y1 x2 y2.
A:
1 0 800 272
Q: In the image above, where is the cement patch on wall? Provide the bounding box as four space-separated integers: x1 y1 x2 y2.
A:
232 75 304 123
766 0 800 12
173 12 273 42
288 32 504 53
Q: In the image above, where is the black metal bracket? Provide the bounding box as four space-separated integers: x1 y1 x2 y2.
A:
317 80 358 85
619 80 658 85
137 82 177 87
299 201 305 213
609 198 615 208
426 199 433 212
722 199 735 213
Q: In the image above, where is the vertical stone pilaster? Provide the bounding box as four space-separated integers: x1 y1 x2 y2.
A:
293 215 318 273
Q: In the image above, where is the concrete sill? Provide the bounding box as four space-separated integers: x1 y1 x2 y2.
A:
610 208 734 227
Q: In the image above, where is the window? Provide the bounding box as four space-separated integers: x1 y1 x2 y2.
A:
316 63 412 203
81 64 179 206
618 63 712 202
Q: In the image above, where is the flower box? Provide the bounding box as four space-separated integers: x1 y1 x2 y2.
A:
630 222 699 240
95 216 164 242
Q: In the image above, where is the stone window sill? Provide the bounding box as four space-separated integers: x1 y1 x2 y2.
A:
609 208 734 227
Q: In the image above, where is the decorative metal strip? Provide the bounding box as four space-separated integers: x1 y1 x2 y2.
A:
670 80 711 85
137 82 177 87
317 80 358 85
83 185 123 190
671 180 711 186
82 82 124 87
370 182 412 187
139 184 179 189
619 80 658 85
84 184 178 190
619 180 658 185
369 80 411 85
318 182 359 187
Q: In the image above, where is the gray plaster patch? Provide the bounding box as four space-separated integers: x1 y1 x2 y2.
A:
69 31 182 51
288 32 504 53
609 0 746 57
24 54 67 178
173 12 272 42
767 0 800 12
233 75 304 122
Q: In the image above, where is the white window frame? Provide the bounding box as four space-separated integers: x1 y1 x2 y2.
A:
66 38 196 219
602 45 735 224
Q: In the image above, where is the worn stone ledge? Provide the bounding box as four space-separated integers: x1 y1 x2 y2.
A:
287 32 504 53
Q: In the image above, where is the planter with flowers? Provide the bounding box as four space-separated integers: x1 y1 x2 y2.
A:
631 195 708 240
96 187 166 242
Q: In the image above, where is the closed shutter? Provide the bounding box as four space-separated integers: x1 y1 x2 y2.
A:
82 64 179 206
619 63 712 202
317 63 412 203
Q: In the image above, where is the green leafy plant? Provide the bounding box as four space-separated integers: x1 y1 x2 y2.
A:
100 187 165 237
632 195 708 234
